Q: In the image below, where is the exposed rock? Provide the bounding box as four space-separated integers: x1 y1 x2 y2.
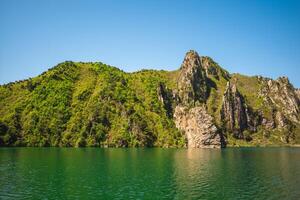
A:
177 50 208 105
258 76 299 123
174 50 226 148
275 111 288 129
2 49 300 148
173 105 225 148
220 82 249 138
261 109 292 130
261 117 275 129
295 89 300 102
200 56 230 80
158 54 299 147
201 57 219 78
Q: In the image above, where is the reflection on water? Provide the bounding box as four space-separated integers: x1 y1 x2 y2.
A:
173 148 300 199
0 148 299 199
173 149 223 199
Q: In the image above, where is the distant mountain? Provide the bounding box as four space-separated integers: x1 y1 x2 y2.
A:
0 50 299 148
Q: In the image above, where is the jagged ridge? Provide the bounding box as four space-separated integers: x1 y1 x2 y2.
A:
0 51 299 147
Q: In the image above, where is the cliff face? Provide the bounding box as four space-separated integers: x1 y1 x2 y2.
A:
174 106 225 148
258 77 299 123
220 82 249 139
177 50 208 105
173 51 225 148
0 50 299 148
171 51 299 148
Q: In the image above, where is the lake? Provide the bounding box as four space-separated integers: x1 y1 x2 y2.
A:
0 148 299 199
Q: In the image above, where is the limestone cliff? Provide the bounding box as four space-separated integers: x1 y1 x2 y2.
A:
173 51 225 148
220 82 249 139
171 51 300 147
174 106 225 148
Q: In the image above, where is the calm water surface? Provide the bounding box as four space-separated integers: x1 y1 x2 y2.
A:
0 148 299 200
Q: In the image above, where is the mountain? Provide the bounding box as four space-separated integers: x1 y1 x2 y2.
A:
0 50 299 148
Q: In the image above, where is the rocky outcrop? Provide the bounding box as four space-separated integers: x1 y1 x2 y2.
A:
295 89 300 102
261 109 293 131
261 115 276 129
258 76 299 123
177 50 208 105
200 56 230 80
220 82 250 138
2 49 300 148
174 106 225 148
171 51 299 147
275 111 289 129
173 50 225 148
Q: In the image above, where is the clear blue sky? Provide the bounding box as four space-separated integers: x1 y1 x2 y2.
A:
0 0 299 87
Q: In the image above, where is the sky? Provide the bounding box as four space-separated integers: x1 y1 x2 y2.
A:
0 0 300 87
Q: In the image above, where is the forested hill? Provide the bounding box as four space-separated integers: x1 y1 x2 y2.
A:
0 61 185 147
0 51 299 148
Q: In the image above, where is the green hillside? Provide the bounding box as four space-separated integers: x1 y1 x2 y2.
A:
0 62 185 147
0 52 299 147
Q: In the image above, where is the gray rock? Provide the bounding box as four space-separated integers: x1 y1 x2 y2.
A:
174 105 225 148
177 50 208 105
220 82 249 138
258 76 299 123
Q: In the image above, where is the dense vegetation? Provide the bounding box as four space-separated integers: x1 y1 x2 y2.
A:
0 56 299 147
0 62 185 147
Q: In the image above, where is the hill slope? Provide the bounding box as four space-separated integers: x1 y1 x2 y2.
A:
0 51 299 147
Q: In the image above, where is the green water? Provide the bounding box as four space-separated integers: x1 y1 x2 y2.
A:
0 148 299 200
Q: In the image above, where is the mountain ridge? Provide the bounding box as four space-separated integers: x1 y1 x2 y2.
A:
0 50 299 147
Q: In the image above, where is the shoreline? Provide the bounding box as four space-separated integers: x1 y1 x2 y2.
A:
1 145 300 148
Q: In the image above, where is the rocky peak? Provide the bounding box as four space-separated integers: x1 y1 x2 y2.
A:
172 50 226 148
177 50 208 105
180 50 201 70
277 76 290 84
